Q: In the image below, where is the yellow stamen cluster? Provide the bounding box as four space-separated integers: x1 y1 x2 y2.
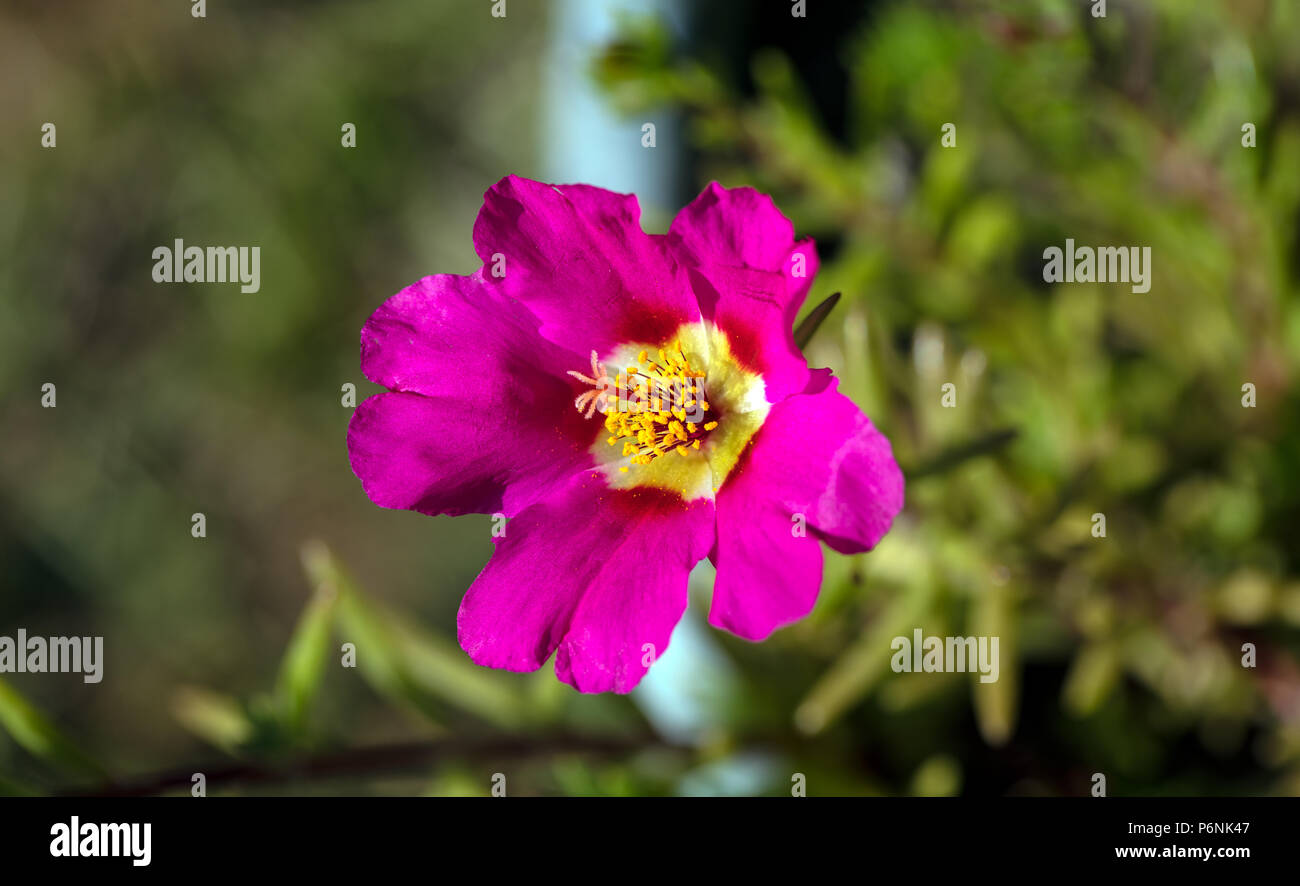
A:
595 341 718 472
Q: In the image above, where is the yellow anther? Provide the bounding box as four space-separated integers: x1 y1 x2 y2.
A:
574 339 719 473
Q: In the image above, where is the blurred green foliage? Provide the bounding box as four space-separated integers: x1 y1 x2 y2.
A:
2 0 1299 795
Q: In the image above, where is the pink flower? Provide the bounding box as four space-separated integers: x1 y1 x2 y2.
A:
348 176 904 693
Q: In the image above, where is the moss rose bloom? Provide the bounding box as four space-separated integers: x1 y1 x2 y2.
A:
348 176 903 693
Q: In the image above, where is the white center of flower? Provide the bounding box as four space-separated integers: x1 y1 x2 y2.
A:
567 341 721 470
568 322 769 501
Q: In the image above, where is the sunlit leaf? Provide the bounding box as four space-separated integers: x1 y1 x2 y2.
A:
276 541 342 735
1063 642 1121 716
0 678 104 779
172 686 255 754
972 581 1019 746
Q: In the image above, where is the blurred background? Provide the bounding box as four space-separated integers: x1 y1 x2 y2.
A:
2 0 1299 796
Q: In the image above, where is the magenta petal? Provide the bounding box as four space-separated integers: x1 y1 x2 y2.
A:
709 377 903 638
665 183 824 404
457 473 715 692
360 270 579 396
667 181 821 323
799 387 905 555
757 376 903 554
349 272 596 517
347 386 591 517
710 504 824 642
472 175 700 356
785 238 820 311
686 263 811 404
669 182 798 275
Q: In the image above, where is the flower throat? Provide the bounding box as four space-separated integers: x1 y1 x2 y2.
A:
568 341 718 472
